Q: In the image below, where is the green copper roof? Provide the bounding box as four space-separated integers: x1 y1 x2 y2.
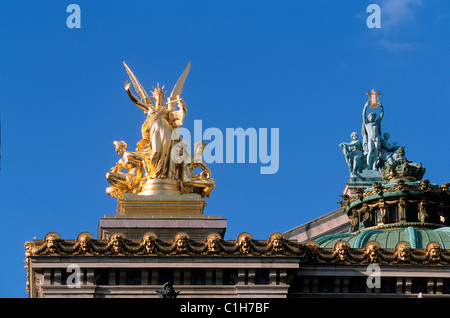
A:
313 226 450 249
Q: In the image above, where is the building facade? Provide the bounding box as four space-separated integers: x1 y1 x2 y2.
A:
23 65 450 298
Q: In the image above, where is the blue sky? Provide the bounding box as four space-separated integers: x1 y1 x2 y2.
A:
0 0 448 297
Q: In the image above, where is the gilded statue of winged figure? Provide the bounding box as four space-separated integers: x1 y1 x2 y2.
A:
106 61 215 199
123 60 190 127
122 61 190 179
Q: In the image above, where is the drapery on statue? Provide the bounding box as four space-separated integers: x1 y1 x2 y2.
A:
339 132 364 173
379 132 403 166
106 61 215 198
106 140 147 198
362 100 384 170
123 61 190 179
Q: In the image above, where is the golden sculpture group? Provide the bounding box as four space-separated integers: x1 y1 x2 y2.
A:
106 61 215 199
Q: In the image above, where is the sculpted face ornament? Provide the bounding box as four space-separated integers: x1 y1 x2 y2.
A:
396 242 411 261
365 242 381 263
45 233 61 254
174 233 189 253
269 233 285 253
373 182 383 194
206 233 222 253
394 180 407 192
334 241 350 261
77 233 93 253
237 233 253 254
419 179 431 192
142 233 157 254
47 237 58 253
427 242 442 262
109 233 125 253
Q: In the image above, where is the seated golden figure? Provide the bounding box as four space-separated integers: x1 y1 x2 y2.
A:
106 140 146 198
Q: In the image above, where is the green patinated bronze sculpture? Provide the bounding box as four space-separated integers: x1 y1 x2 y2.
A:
340 91 404 175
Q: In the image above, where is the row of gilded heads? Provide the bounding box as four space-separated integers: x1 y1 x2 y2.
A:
28 231 290 255
38 231 285 243
305 240 444 263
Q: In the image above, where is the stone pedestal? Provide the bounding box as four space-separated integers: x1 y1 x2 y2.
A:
98 192 227 241
343 169 384 196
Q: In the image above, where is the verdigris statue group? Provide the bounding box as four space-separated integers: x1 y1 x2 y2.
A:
339 93 404 175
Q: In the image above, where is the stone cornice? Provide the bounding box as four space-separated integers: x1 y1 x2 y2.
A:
25 231 450 266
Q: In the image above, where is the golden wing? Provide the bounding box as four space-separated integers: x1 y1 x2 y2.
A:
167 61 191 104
123 61 153 107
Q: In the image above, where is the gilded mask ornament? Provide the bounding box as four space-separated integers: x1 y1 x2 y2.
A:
269 233 285 253
206 233 222 253
109 233 125 253
141 233 157 254
395 242 411 261
45 232 61 254
237 233 253 254
365 241 381 263
334 241 350 261
426 242 442 262
174 233 189 254
77 232 93 253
